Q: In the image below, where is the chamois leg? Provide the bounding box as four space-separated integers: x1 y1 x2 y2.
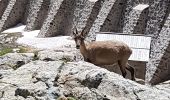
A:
126 63 135 80
118 60 127 78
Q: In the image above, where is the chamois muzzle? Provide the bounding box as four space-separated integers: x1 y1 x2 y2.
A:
76 45 80 49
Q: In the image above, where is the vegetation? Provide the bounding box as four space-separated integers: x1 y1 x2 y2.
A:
0 48 13 56
56 96 77 100
0 46 37 56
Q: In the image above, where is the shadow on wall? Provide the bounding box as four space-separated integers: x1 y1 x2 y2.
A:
148 6 170 85
22 0 51 30
83 0 104 34
133 8 149 34
34 0 50 30
150 42 170 85
100 0 127 33
0 0 29 32
54 0 76 36
0 0 10 18
158 3 170 34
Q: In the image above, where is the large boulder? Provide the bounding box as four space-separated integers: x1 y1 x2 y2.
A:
0 59 170 100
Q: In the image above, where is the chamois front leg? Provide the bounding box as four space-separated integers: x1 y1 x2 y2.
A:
118 60 127 78
126 63 135 80
83 56 91 63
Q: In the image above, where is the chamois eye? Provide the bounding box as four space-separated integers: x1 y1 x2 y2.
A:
81 36 84 39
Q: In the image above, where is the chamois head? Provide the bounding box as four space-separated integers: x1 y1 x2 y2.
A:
72 27 87 49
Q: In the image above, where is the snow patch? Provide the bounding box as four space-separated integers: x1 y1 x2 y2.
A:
88 0 98 2
133 4 149 10
2 23 25 33
2 24 75 49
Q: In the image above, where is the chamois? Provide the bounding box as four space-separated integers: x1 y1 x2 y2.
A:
72 28 135 80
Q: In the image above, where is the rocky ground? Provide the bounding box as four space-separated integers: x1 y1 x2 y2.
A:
0 32 170 100
0 48 170 100
0 32 22 49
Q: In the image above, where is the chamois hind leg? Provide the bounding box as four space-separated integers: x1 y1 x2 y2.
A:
126 63 135 80
118 60 127 78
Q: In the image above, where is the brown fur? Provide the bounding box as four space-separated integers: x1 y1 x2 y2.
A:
73 28 135 80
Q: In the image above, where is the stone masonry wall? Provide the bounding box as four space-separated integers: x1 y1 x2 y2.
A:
133 8 149 34
0 0 28 32
145 0 170 56
123 6 149 34
146 7 170 85
24 0 50 31
145 0 170 84
88 0 123 41
100 0 126 33
73 0 96 33
38 0 76 37
0 0 10 19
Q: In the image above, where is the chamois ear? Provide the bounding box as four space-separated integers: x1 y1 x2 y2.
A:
75 27 78 34
72 27 78 36
81 28 88 37
73 31 76 36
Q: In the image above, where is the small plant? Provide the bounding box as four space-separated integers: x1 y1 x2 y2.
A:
67 97 77 100
56 96 77 100
18 47 28 53
0 48 13 56
60 57 72 63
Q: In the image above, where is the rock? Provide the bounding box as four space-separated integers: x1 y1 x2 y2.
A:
0 53 35 80
37 49 83 62
0 61 65 100
15 81 47 99
0 58 170 100
0 53 35 70
155 80 170 94
0 32 22 49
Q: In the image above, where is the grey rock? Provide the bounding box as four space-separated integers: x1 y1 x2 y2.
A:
0 61 64 100
37 49 83 62
0 59 169 100
155 80 170 94
0 53 34 70
0 32 22 49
